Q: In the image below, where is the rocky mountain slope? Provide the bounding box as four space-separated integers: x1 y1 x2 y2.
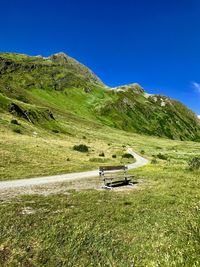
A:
0 52 200 141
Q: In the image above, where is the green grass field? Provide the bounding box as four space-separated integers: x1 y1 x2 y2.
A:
1 161 200 266
1 116 200 266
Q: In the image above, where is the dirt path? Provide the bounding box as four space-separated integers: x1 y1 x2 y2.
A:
0 148 149 190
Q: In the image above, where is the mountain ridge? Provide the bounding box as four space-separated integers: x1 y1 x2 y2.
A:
0 51 200 141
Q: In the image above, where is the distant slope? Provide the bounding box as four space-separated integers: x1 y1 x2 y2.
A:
96 84 200 140
0 52 200 141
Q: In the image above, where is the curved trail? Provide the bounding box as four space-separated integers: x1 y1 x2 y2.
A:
0 148 149 190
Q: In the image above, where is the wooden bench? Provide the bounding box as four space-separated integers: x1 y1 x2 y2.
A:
99 165 134 189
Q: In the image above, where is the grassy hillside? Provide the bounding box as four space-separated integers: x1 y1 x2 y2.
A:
0 52 200 141
95 85 200 140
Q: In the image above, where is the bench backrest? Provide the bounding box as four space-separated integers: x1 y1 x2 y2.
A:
99 165 127 172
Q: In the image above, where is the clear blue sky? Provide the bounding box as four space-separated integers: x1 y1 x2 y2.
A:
1 0 200 114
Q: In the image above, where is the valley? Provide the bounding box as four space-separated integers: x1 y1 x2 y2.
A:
0 52 200 266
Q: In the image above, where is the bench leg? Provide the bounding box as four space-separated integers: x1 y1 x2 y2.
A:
101 185 113 190
123 177 134 187
102 179 114 190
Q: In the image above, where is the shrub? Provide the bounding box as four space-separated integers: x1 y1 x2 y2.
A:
13 128 21 134
112 154 117 158
82 136 87 139
156 146 162 150
52 129 59 133
73 144 89 153
122 153 134 159
151 158 158 164
140 150 145 155
11 119 20 125
157 153 168 160
67 158 70 161
188 157 200 171
99 152 105 157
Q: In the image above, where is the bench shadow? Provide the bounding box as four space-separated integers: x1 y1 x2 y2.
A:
106 180 138 188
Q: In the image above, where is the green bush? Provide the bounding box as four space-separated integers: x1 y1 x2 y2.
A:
188 157 200 171
73 144 89 153
151 158 158 164
122 153 134 159
13 128 21 134
52 129 59 133
157 153 168 160
112 154 117 158
11 119 20 125
141 150 145 155
99 152 105 157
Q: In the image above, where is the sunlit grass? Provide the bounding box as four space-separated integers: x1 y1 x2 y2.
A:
0 161 200 266
1 106 200 265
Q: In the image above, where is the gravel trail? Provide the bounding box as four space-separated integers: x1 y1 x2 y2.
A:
0 148 149 190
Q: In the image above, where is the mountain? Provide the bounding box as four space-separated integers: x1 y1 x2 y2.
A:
0 52 200 141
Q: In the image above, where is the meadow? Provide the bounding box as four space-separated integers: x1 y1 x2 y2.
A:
1 113 200 266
